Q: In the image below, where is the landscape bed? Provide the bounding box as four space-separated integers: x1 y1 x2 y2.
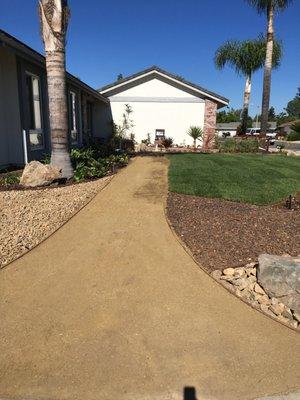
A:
0 176 112 268
167 153 300 272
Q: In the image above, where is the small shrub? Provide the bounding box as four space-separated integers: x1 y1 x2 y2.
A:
162 137 174 148
0 173 20 186
286 130 300 141
217 138 259 153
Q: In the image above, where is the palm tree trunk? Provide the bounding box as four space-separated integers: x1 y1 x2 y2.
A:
261 1 274 135
240 74 252 135
46 50 73 178
39 0 73 179
194 138 196 150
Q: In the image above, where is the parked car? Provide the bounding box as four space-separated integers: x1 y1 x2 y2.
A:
246 128 261 136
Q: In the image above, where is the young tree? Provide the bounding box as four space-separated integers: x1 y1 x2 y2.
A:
187 126 203 150
285 88 300 118
246 0 294 134
39 0 73 178
215 36 281 135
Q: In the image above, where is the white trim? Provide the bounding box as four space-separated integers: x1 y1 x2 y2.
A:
22 129 28 164
101 69 228 105
109 96 205 103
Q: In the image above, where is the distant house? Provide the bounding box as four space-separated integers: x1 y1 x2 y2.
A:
99 66 229 146
216 122 240 137
0 29 112 168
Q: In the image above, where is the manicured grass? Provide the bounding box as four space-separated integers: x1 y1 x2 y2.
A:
168 153 300 205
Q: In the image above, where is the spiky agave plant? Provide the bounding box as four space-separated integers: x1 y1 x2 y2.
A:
188 126 203 150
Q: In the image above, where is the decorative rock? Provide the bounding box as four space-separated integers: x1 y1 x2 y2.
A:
20 161 61 187
257 254 300 313
246 267 257 277
233 278 248 290
234 268 246 278
254 283 266 295
293 312 300 323
211 270 222 280
289 320 299 329
223 267 235 276
269 303 285 316
257 295 271 306
282 308 294 321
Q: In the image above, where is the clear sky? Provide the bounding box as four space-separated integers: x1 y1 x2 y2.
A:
1 0 299 115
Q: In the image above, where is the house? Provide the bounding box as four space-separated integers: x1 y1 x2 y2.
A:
99 66 229 146
216 122 240 137
0 29 112 168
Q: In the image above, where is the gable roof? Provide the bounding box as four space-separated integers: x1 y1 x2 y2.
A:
98 66 229 107
0 29 109 104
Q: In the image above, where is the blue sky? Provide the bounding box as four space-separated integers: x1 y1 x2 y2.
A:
1 0 299 115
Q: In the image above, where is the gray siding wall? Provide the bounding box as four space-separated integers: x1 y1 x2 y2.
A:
0 47 23 167
93 101 112 142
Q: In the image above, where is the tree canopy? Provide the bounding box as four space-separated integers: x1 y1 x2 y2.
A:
214 36 282 77
246 0 294 13
285 88 300 118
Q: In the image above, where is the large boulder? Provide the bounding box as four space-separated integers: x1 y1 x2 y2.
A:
257 254 300 313
20 161 61 187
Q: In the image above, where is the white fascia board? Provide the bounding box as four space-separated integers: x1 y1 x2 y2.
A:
101 70 229 106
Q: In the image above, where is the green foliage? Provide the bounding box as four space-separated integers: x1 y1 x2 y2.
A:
0 173 20 186
290 120 300 134
246 0 294 14
215 36 281 77
162 137 174 148
187 126 203 140
71 148 129 182
285 88 300 118
168 153 300 205
41 153 51 164
217 138 260 153
286 129 300 142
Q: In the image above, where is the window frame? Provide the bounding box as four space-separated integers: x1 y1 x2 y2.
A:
69 90 79 144
25 71 44 151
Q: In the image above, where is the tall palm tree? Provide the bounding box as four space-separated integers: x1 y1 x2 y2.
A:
246 0 293 134
188 126 203 150
39 0 73 178
215 37 281 135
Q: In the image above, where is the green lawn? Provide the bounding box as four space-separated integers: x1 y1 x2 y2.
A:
168 154 300 205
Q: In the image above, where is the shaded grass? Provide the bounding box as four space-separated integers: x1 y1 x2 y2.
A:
167 153 300 205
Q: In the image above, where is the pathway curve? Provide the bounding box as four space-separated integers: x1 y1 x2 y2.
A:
0 157 299 400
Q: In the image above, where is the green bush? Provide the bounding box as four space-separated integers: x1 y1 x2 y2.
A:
0 173 20 186
217 138 259 153
71 148 129 182
286 131 300 141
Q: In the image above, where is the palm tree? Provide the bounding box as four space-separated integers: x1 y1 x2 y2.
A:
246 0 293 135
39 0 73 178
215 37 281 135
188 126 203 150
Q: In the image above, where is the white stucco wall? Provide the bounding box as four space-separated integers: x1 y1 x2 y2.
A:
108 78 205 146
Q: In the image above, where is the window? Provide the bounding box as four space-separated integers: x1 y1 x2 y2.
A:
25 73 44 149
155 129 165 140
70 91 78 143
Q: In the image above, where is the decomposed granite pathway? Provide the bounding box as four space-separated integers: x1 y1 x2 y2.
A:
0 156 299 400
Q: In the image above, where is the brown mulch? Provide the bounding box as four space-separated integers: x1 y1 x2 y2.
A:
167 193 300 273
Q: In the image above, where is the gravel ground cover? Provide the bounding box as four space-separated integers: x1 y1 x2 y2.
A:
167 192 300 272
0 176 112 268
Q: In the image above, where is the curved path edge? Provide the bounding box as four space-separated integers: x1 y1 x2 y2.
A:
0 156 299 400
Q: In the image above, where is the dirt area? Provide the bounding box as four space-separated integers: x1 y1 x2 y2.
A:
167 192 300 272
0 176 112 268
